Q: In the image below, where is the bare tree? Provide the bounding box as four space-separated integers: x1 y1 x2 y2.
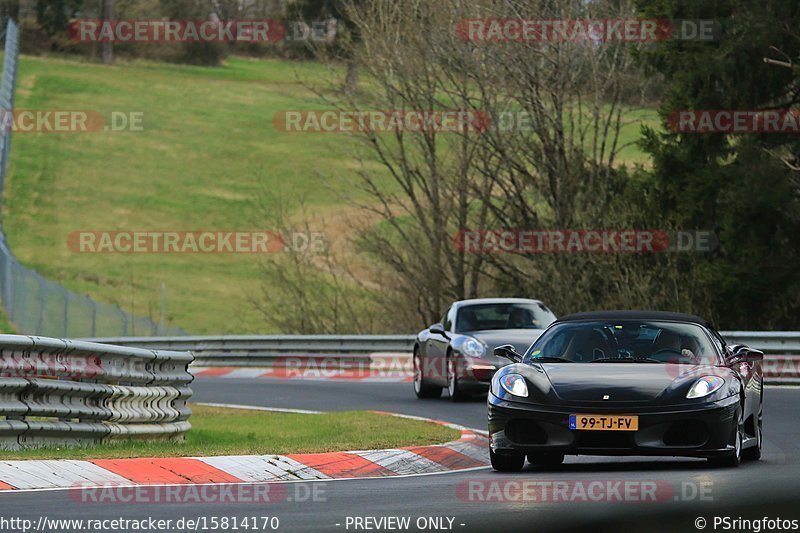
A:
257 0 671 331
101 0 114 64
329 0 502 325
252 191 383 333
334 0 659 320
441 0 657 312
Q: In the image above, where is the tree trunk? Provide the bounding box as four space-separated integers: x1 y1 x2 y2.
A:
101 0 114 65
344 59 359 96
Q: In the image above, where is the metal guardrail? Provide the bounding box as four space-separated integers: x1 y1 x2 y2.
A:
87 332 800 356
0 334 193 450
87 332 800 384
85 335 417 367
720 332 800 353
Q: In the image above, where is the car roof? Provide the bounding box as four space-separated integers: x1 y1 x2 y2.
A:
454 298 546 307
555 310 716 330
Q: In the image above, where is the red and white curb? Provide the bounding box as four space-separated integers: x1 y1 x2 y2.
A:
0 406 489 492
191 366 413 382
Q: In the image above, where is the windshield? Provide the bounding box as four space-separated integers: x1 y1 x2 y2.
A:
455 302 556 333
524 320 720 365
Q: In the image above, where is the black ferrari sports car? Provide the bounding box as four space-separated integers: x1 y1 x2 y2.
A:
413 298 557 401
488 311 764 471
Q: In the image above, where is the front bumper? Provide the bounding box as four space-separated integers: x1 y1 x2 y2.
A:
488 393 739 458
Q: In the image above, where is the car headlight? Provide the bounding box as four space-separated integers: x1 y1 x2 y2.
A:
686 376 725 399
462 337 486 357
499 373 529 397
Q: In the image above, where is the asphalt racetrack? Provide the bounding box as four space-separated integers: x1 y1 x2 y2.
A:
1 378 799 532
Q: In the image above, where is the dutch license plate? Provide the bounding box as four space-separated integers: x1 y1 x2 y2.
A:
569 414 638 431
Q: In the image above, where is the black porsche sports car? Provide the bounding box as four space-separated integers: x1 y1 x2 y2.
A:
488 311 764 471
413 298 557 401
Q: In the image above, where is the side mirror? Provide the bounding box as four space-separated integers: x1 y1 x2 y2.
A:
745 350 764 362
494 344 523 363
429 323 447 336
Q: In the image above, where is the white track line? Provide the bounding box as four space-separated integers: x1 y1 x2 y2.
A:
195 402 323 415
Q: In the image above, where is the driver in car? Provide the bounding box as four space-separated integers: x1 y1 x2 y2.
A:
506 307 541 329
653 330 704 363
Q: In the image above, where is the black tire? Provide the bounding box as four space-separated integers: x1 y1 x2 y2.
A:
446 353 469 402
743 406 763 461
490 448 525 472
413 349 442 399
709 411 743 467
527 452 565 466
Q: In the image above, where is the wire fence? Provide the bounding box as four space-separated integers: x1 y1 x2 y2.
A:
0 19 187 337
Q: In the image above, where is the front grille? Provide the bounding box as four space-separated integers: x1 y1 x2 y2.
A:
662 420 709 447
505 419 548 445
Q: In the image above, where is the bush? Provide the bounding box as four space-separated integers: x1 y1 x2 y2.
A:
175 41 228 66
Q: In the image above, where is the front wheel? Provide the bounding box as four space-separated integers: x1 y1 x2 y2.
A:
413 349 442 399
490 448 525 472
709 412 743 468
447 353 469 402
743 406 763 461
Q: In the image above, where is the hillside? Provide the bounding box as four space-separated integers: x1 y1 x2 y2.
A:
3 54 655 333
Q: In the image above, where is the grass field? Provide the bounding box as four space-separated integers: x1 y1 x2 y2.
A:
0 404 460 460
4 55 382 333
3 54 656 334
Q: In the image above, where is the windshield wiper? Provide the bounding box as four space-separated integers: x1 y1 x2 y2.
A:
530 356 574 363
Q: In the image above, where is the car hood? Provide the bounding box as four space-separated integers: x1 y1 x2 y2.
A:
540 363 702 404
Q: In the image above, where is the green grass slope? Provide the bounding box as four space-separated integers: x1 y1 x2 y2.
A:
4 55 371 333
